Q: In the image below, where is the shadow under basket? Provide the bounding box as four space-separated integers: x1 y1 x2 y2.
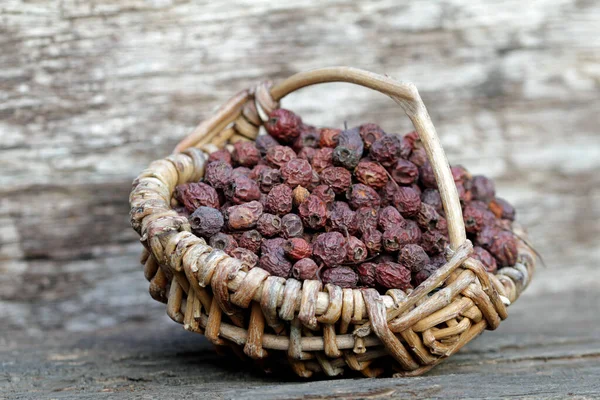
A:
129 67 536 378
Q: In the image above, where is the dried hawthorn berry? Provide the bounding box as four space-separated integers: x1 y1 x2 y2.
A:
284 238 312 260
230 247 259 270
297 147 316 163
311 147 334 173
281 213 304 238
471 175 496 202
256 166 282 193
409 147 428 167
281 158 313 188
455 181 472 203
370 135 401 167
475 224 501 248
354 160 389 189
383 225 419 252
231 166 252 179
393 186 421 217
311 185 336 207
333 127 364 169
175 182 220 212
226 201 263 230
232 141 261 168
421 188 444 214
462 202 487 233
378 206 405 232
189 206 224 237
359 123 385 150
292 124 320 150
489 197 516 221
421 230 448 254
208 149 232 165
390 159 419 185
250 164 269 180
265 184 293 215
265 108 302 144
261 237 286 255
320 167 352 194
362 228 383 255
355 207 379 235
380 180 400 207
255 134 279 156
451 165 471 184
429 254 447 268
266 145 296 168
319 128 341 148
346 236 368 263
313 232 348 267
347 183 381 210
256 213 282 237
225 175 261 204
259 251 292 278
292 258 319 280
416 202 443 231
328 201 357 235
298 195 328 230
400 131 419 159
472 246 498 273
357 262 377 287
209 233 238 255
376 262 412 290
308 170 320 191
204 161 233 190
292 186 310 207
322 267 358 288
398 244 430 273
238 230 262 253
414 264 439 286
418 162 437 189
487 231 518 267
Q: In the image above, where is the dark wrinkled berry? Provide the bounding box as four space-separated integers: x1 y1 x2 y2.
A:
359 123 385 150
311 147 334 173
255 134 279 156
416 202 443 231
311 185 336 207
231 166 252 179
256 213 282 237
298 195 328 230
225 175 261 204
489 197 516 221
463 202 487 233
265 184 293 215
292 124 320 150
259 251 292 278
226 201 263 230
297 147 316 162
284 238 312 260
400 131 419 159
419 162 437 189
357 262 377 287
421 188 444 214
319 128 341 148
414 264 439 286
475 224 502 248
250 164 269 180
313 232 347 267
347 183 381 210
322 267 358 288
189 206 224 237
292 186 310 207
238 230 262 253
346 236 368 263
487 231 518 267
354 160 389 189
265 108 302 144
337 127 364 154
376 262 412 290
333 146 362 170
328 201 357 235
370 135 401 167
204 161 233 189
362 228 383 255
256 166 282 193
451 165 471 184
429 254 447 268
308 170 320 191
471 175 496 202
378 206 405 232
209 232 238 255
208 149 232 165
232 141 261 167
292 258 319 280
455 181 472 203
421 230 448 254
409 147 428 167
320 167 352 194
266 145 296 168
355 207 379 235
472 246 498 273
398 244 430 273
230 247 259 269
281 158 313 188
393 186 421 217
380 180 400 207
383 225 420 252
390 159 419 185
261 237 286 255
175 182 220 212
281 213 304 238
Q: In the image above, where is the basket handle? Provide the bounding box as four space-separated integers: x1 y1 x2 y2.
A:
271 67 466 251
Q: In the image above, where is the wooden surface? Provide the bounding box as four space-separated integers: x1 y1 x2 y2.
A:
1 0 599 398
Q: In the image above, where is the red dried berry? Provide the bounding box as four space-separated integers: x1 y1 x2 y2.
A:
328 201 358 235
320 166 352 194
409 147 428 167
225 175 261 204
259 251 292 278
370 135 401 167
298 195 328 230
232 141 261 168
376 262 412 290
392 186 421 217
204 161 234 190
356 262 377 287
292 124 320 151
455 181 472 203
451 165 471 184
311 185 336 206
231 166 252 179
281 213 304 238
292 258 319 280
383 225 420 252
413 264 439 286
284 238 312 260
390 159 419 185
421 188 444 214
175 182 220 212
421 230 448 254
189 206 224 237
359 123 385 150
487 231 518 267
319 128 341 148
255 134 279 156
489 197 516 221
266 145 297 168
312 232 348 267
354 160 389 189
355 207 379 235
471 175 496 202
261 237 286 255
333 128 364 169
322 267 358 288
347 183 381 210
472 246 498 273
265 184 293 215
208 149 232 165
256 166 282 193
250 164 269 180
226 201 263 230
311 147 334 173
398 244 430 273
209 233 238 255
297 147 317 163
475 224 501 248
419 162 437 189
463 202 487 233
362 228 383 255
238 230 262 253
380 180 400 207
265 108 302 144
230 247 259 269
308 170 321 191
400 131 419 159
346 236 368 263
416 202 443 231
281 158 313 188
378 206 406 232
256 213 282 237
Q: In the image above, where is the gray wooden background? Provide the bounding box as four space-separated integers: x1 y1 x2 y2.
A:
1 0 599 398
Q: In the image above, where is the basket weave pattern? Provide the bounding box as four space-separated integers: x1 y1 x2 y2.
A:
129 68 535 377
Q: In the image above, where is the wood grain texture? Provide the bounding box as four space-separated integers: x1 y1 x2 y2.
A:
0 0 599 397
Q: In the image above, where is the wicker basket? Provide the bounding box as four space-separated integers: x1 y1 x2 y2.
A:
129 67 535 378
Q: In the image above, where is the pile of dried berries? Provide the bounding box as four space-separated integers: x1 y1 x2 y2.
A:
174 108 519 292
